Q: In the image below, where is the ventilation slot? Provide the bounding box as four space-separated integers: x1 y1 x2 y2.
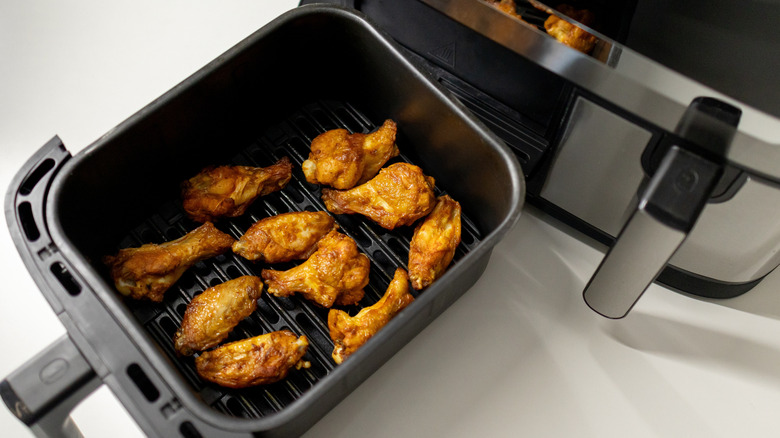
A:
127 363 160 402
50 262 81 296
17 202 40 241
179 421 202 438
19 158 55 196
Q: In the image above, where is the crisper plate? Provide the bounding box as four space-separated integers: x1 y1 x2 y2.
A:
120 100 485 418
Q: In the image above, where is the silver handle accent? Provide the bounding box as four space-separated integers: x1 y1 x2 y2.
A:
583 146 721 318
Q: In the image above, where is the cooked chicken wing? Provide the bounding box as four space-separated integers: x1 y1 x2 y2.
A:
182 157 292 222
328 268 415 364
104 222 235 302
544 5 597 54
195 330 310 389
408 195 462 290
321 162 436 230
261 230 369 308
232 211 337 264
486 0 527 22
302 120 399 189
173 276 263 356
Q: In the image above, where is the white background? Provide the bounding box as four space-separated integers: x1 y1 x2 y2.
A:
3 1 780 437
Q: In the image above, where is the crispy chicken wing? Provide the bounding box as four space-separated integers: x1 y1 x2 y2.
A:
486 0 527 22
232 211 337 264
302 120 399 189
173 276 263 356
544 5 597 54
104 222 235 302
195 330 310 389
321 162 436 230
261 230 369 308
328 268 415 364
408 195 462 290
182 157 292 222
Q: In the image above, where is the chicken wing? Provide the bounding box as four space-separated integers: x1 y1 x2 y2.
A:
173 276 263 356
195 330 310 389
408 195 462 290
302 119 399 189
182 157 293 222
486 0 527 22
261 230 369 308
544 5 597 54
104 222 235 302
328 268 415 364
232 211 337 264
321 162 436 230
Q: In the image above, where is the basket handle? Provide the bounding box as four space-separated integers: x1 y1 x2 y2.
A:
1 335 100 438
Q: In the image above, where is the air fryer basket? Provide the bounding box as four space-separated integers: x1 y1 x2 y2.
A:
3 4 523 437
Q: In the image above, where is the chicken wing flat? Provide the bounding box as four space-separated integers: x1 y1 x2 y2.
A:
302 119 399 189
321 162 436 230
173 276 263 356
544 4 597 54
408 195 462 290
104 222 235 302
182 157 293 222
195 330 310 389
232 211 337 264
328 268 415 364
261 230 369 308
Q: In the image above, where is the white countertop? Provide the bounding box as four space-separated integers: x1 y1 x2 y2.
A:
3 2 780 437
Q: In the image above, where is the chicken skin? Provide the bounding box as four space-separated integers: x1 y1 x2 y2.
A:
104 222 235 302
173 276 263 356
408 195 462 290
321 162 437 230
544 4 597 54
232 211 337 264
302 119 399 189
195 330 310 389
328 268 415 364
182 157 293 222
261 230 369 308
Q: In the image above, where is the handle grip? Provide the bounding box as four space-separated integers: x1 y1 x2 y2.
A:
583 146 721 318
1 335 100 438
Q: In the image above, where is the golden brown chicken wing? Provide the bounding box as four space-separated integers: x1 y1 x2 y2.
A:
321 162 436 230
195 330 310 389
181 157 293 222
544 5 597 54
104 222 235 302
408 195 462 290
328 268 415 364
486 0 527 22
232 211 337 264
302 120 399 189
261 230 369 308
173 276 263 356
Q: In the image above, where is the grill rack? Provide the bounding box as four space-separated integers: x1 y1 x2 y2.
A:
113 100 484 419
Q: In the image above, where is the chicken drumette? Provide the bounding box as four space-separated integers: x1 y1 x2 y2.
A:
182 157 292 222
104 222 235 302
408 195 462 290
232 211 337 264
321 162 437 230
173 276 263 356
328 268 415 364
195 330 310 389
261 230 369 308
302 119 399 189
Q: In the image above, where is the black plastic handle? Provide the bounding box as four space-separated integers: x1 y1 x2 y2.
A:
1 335 100 438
